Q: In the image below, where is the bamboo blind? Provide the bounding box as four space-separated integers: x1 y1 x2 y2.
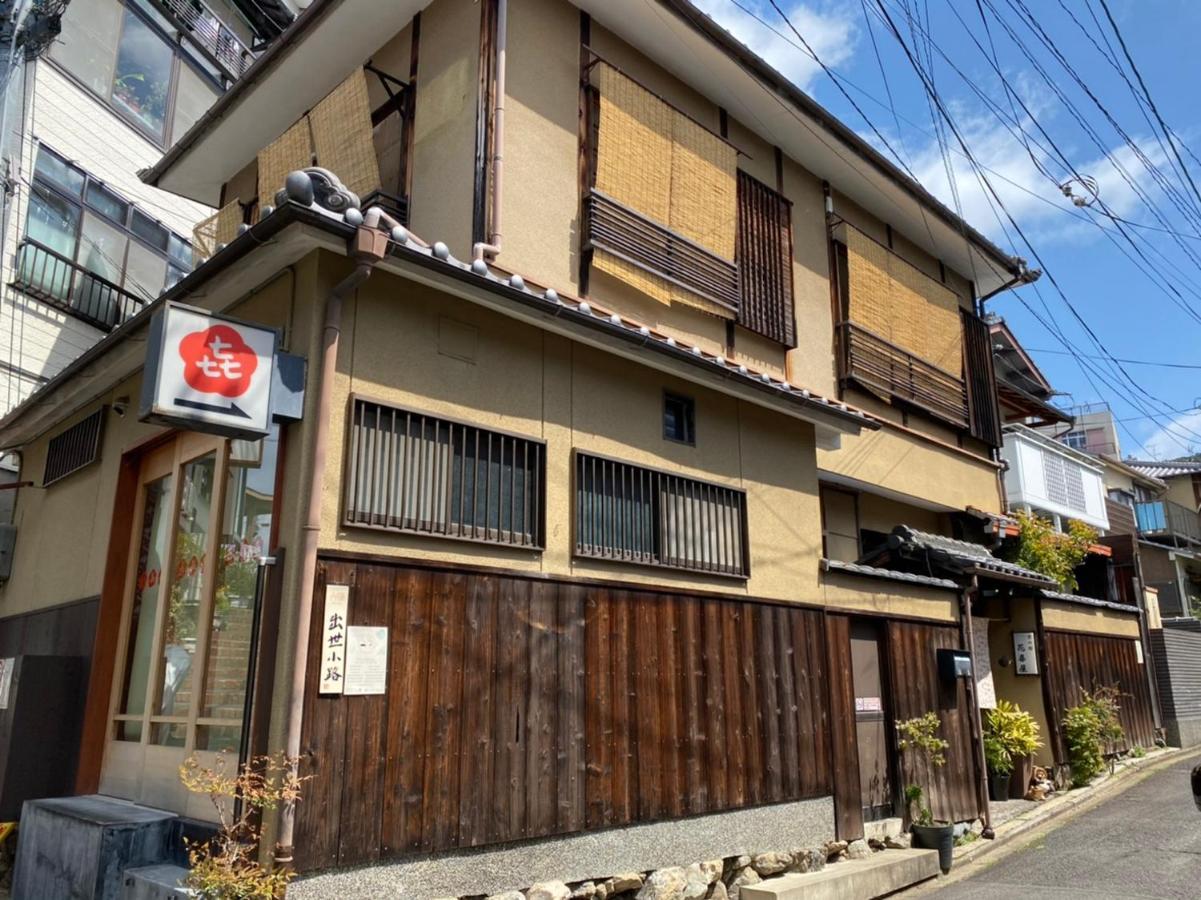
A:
257 118 313 213
309 68 381 201
592 62 737 318
845 226 963 373
192 200 243 263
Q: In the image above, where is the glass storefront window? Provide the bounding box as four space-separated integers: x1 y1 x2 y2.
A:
117 474 173 740
152 452 216 743
198 430 278 750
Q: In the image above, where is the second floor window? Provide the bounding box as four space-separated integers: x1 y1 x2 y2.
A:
16 146 192 330
1063 430 1088 450
50 0 226 146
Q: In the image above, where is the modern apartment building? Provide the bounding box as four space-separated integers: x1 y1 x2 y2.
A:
0 1 1162 894
0 0 292 416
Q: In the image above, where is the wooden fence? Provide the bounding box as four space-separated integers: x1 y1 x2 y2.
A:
1042 630 1157 760
296 556 980 870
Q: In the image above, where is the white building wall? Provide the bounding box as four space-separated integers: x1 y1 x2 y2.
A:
0 60 213 415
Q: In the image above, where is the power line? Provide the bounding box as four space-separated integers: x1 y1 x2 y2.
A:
1024 348 1201 370
867 0 1201 450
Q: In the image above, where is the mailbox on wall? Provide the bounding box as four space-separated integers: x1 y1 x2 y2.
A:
937 648 973 682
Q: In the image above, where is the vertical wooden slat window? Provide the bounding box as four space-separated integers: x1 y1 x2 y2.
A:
43 407 105 486
736 171 795 346
344 398 545 548
574 451 748 577
962 309 1004 447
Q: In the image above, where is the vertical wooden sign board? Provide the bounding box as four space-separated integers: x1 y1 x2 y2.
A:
320 584 350 694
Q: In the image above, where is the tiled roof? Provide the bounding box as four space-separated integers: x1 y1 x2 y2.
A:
822 558 959 590
889 526 1058 586
1039 589 1141 616
1125 459 1201 479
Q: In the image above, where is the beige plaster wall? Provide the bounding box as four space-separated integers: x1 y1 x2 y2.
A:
407 0 481 259
495 0 582 294
981 597 1055 767
1041 602 1142 639
820 571 957 622
1162 475 1199 512
818 423 1002 515
317 255 822 602
856 492 945 536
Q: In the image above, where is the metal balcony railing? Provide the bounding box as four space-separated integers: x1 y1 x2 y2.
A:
11 239 149 332
1136 499 1201 546
157 0 252 79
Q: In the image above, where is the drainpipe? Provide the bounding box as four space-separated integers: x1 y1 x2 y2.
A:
275 210 400 868
473 0 507 261
961 575 995 839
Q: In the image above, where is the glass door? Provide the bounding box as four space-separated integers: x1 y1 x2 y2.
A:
100 428 279 817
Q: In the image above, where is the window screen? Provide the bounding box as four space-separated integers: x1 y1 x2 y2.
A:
575 451 748 577
344 398 545 548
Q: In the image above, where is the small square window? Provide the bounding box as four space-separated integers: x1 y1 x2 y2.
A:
663 392 695 445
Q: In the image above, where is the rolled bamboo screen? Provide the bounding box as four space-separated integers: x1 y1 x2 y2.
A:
257 118 313 213
845 226 963 373
192 200 243 264
309 68 381 201
592 62 737 318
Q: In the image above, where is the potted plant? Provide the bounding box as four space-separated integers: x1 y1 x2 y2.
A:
897 712 954 874
983 699 1043 800
983 731 1013 801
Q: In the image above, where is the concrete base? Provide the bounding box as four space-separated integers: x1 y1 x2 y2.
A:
1164 716 1201 749
741 849 939 900
862 818 903 843
12 795 180 900
289 796 834 899
121 864 192 899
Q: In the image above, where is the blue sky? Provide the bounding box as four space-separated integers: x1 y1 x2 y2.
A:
694 0 1201 459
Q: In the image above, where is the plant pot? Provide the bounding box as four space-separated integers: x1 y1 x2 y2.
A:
988 771 1012 802
1009 753 1034 799
911 822 955 873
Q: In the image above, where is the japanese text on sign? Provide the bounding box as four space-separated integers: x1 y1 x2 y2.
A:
1013 631 1039 675
319 584 350 694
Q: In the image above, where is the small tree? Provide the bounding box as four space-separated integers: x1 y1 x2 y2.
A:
179 752 308 899
1063 686 1125 787
1007 510 1096 592
896 712 950 826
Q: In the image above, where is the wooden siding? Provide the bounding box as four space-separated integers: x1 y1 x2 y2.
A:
962 311 1003 449
736 171 795 346
295 558 836 871
884 619 980 824
1042 630 1157 761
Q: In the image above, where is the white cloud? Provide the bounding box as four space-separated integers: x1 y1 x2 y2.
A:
691 1 858 94
1138 407 1201 460
870 88 1172 246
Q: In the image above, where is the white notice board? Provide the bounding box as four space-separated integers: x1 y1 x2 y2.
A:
973 619 996 709
344 626 389 696
319 584 350 694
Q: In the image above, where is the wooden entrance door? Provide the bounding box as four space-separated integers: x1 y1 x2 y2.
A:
99 429 277 817
850 620 895 821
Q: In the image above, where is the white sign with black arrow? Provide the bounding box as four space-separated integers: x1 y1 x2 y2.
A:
140 301 279 439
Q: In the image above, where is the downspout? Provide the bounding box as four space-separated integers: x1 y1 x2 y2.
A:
275 210 401 867
961 575 995 839
473 0 507 261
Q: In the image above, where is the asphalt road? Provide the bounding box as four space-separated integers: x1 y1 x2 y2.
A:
926 751 1201 899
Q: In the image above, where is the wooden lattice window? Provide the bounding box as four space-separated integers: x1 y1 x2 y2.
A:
344 397 545 548
43 407 104 486
736 171 795 346
574 451 748 577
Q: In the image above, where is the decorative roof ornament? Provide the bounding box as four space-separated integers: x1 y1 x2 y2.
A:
275 168 360 216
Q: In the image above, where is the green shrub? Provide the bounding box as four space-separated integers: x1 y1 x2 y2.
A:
1006 510 1097 592
984 699 1043 776
1063 686 1125 787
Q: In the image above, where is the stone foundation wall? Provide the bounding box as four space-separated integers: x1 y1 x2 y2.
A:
289 797 835 899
